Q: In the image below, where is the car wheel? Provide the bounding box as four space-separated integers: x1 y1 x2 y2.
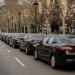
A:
9 42 11 46
25 46 29 55
50 55 57 69
34 50 38 60
8 42 9 45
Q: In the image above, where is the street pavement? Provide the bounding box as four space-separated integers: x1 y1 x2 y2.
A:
0 40 75 75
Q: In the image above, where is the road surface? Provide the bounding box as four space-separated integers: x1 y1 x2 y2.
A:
0 40 75 75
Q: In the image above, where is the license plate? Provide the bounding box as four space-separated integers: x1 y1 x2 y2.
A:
67 59 75 62
66 51 75 55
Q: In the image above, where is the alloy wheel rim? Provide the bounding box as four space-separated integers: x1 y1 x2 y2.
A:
51 56 55 67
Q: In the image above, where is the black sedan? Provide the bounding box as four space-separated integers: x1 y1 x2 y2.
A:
19 34 46 55
34 35 75 69
6 33 15 45
9 33 26 48
1 33 8 42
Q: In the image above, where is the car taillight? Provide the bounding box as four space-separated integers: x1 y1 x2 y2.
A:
59 46 74 51
15 38 20 41
29 40 36 45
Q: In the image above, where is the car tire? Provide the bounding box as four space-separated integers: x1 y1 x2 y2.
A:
9 42 11 46
25 46 29 55
34 50 38 60
7 42 9 45
50 55 58 69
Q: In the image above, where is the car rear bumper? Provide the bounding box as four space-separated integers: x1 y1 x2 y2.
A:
14 41 21 48
56 55 75 65
27 46 35 53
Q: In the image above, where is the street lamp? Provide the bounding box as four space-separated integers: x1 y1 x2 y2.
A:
7 19 9 33
70 15 73 26
4 22 6 32
70 15 74 33
41 10 45 33
66 17 69 33
26 0 31 33
34 1 38 33
12 16 14 33
18 12 21 33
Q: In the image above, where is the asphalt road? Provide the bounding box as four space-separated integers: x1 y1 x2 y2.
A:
0 40 75 75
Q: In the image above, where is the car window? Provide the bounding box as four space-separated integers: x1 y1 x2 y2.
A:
43 37 49 44
48 37 55 44
24 35 29 40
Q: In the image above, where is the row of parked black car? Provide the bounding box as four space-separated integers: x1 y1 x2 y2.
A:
0 33 46 53
0 32 75 69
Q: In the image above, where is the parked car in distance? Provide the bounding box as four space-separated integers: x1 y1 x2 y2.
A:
19 33 46 55
9 33 26 48
0 33 4 40
6 33 15 45
34 35 75 69
0 33 8 41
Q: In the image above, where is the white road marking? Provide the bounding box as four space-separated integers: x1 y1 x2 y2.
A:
7 49 11 53
15 57 25 67
2 45 5 47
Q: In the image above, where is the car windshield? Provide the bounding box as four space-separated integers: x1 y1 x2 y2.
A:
70 38 75 44
8 34 15 37
30 34 46 40
58 36 72 44
15 34 25 38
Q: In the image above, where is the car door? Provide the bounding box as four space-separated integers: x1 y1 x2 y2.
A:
48 36 58 59
40 36 56 61
38 36 50 59
23 35 29 50
20 38 24 49
10 35 14 46
11 35 15 46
